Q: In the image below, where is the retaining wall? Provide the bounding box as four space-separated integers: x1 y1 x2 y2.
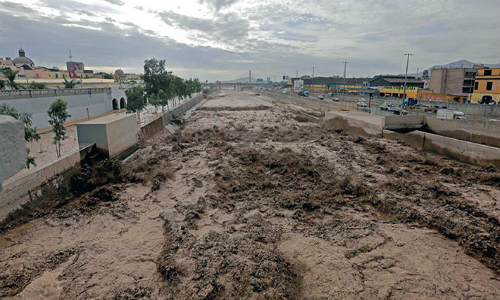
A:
139 94 205 139
425 118 500 149
0 150 82 222
0 116 26 191
162 94 205 125
383 115 424 130
0 89 113 128
323 111 384 137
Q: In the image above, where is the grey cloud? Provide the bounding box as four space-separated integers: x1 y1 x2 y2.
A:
199 0 239 11
159 10 249 42
41 0 119 15
0 1 36 14
103 0 125 6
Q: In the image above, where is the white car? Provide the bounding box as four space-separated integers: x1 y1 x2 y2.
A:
357 101 368 107
317 95 325 100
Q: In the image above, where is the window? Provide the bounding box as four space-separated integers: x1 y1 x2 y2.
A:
484 70 492 76
486 82 493 91
475 82 479 90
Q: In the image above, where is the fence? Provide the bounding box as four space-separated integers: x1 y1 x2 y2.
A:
0 88 111 100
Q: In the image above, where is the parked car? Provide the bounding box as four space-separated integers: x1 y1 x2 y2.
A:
379 101 392 111
357 101 368 108
391 107 408 115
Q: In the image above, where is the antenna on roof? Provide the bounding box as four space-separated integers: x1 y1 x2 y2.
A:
69 49 72 61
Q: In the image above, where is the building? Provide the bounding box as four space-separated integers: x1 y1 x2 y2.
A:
295 76 370 93
34 67 69 79
471 68 500 104
378 86 419 99
369 75 424 88
12 48 35 70
429 68 476 96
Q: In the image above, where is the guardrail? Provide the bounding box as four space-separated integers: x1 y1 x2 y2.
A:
0 88 111 100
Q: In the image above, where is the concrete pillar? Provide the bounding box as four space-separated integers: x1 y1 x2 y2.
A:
0 115 26 191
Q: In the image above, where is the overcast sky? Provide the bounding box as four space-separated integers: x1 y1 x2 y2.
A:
0 0 499 81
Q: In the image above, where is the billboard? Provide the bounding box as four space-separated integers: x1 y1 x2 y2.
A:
66 61 85 78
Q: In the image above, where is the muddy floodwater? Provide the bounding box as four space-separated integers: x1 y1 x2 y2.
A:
1 90 500 299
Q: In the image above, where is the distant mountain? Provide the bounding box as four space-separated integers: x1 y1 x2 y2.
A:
429 60 500 70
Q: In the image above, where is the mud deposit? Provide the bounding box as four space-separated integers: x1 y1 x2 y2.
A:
1 90 500 299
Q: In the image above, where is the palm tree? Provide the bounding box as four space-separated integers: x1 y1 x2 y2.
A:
62 75 79 89
1 68 20 89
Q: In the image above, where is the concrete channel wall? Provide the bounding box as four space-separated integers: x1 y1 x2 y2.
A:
140 94 205 139
0 88 113 128
425 118 500 149
0 150 82 222
0 116 26 192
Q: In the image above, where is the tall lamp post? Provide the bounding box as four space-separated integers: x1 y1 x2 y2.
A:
402 53 414 100
342 62 348 102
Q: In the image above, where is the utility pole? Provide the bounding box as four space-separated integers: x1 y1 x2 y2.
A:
402 53 413 101
296 70 298 78
311 67 315 93
342 62 348 101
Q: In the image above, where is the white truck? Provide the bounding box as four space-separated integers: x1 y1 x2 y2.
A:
436 109 466 120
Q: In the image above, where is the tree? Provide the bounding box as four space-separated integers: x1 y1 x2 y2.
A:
103 73 114 79
28 81 47 89
47 98 71 158
0 104 40 168
125 86 146 124
1 68 20 90
62 76 79 89
142 58 177 111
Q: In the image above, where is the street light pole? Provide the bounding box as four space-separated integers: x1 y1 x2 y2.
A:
403 53 414 100
342 62 348 102
312 67 315 78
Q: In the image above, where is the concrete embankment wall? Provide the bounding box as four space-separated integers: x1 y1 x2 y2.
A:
323 113 383 137
0 150 82 222
163 94 205 125
0 89 113 128
425 118 500 149
0 116 26 192
140 93 205 139
141 115 166 140
383 129 500 167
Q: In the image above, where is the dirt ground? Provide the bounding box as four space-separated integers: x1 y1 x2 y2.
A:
1 90 500 299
